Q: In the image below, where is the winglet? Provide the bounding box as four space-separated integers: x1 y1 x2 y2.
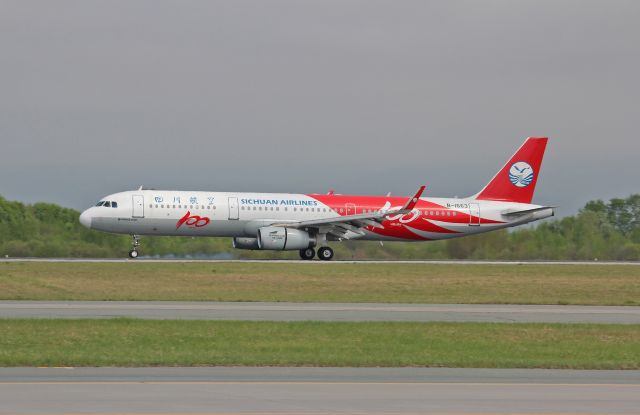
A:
400 185 426 212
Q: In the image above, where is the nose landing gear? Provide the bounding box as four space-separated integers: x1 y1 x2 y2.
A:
129 235 141 259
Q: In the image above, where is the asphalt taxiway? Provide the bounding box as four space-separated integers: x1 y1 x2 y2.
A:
2 301 639 323
1 367 639 414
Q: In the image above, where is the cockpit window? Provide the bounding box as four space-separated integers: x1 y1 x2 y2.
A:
96 201 105 206
111 201 118 208
104 201 111 207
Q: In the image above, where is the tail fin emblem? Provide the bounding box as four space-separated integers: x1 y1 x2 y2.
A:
509 161 534 188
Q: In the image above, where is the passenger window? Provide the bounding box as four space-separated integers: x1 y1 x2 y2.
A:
149 204 153 208
453 211 457 216
294 208 297 212
173 205 176 208
104 201 111 207
112 202 118 208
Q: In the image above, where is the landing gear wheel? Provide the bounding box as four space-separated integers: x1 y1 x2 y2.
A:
299 248 315 260
128 234 141 259
317 246 334 261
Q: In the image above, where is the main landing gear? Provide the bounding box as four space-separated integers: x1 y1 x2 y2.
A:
317 246 334 261
129 234 140 259
299 248 315 260
299 247 334 261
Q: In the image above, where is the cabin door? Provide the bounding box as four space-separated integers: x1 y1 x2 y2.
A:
345 203 356 216
469 203 480 226
132 195 144 218
228 197 239 220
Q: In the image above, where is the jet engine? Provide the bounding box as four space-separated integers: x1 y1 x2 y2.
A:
232 237 260 250
257 226 312 250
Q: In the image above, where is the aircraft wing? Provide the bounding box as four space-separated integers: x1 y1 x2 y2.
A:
271 186 426 239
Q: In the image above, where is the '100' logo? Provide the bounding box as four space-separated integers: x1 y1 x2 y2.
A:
176 211 210 229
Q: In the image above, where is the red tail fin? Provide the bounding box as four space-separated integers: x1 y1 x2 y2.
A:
474 137 548 204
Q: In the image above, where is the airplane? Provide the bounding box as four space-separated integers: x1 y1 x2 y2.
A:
79 137 553 260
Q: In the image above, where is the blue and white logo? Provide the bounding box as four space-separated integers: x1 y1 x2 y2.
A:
509 161 534 188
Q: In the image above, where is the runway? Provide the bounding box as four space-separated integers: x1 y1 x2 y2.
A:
1 367 639 414
3 258 640 265
1 301 639 323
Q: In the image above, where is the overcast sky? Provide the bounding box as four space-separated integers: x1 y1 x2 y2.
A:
1 0 638 215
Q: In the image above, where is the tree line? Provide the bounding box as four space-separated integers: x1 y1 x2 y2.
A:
0 194 638 260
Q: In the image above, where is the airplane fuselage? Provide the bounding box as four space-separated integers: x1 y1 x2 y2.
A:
81 190 552 240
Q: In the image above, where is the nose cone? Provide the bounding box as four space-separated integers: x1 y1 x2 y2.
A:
79 209 92 228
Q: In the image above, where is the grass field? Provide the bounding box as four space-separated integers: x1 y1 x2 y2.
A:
1 262 639 305
0 319 638 368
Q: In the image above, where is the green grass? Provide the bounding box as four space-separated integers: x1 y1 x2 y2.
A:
0 319 638 368
1 262 639 305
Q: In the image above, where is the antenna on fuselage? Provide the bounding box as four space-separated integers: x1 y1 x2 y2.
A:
138 185 143 190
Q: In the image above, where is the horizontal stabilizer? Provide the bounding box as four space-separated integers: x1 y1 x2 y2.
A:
501 206 556 217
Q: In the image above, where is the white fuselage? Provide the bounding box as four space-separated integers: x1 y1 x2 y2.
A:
80 190 553 242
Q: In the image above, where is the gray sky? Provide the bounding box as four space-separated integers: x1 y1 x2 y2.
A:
1 0 638 215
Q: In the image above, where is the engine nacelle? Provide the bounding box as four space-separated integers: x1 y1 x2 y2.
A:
232 237 260 250
257 226 312 250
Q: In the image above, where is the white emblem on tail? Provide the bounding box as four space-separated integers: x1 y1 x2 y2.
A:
509 161 534 187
